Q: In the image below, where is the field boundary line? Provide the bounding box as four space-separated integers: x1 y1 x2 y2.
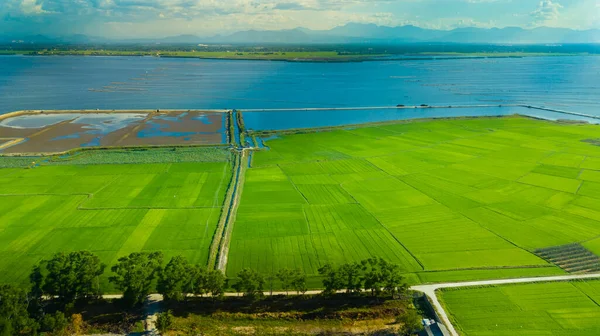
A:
338 181 425 271
280 164 311 204
242 104 523 113
1 143 230 158
575 161 586 195
114 111 157 146
0 109 229 121
522 105 600 121
216 150 248 272
460 207 553 263
207 152 239 269
78 205 223 210
338 178 426 270
203 162 231 242
0 138 26 150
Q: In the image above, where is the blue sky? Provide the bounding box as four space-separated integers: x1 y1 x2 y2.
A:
2 0 599 38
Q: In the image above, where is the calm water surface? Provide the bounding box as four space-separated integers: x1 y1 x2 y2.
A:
1 55 599 129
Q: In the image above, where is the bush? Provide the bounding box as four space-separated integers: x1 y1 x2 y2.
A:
156 310 174 333
40 311 69 335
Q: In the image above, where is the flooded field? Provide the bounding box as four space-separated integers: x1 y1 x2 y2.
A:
0 111 226 154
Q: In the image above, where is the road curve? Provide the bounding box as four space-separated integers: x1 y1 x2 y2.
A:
411 272 600 336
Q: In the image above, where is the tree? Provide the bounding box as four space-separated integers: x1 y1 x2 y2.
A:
318 264 343 295
232 268 264 298
28 265 45 318
276 269 293 295
0 285 38 335
186 264 208 297
156 310 174 333
381 262 406 297
205 270 227 298
40 311 69 335
109 252 163 307
290 269 307 295
36 251 105 306
397 308 422 335
339 262 363 294
361 258 384 296
158 256 192 302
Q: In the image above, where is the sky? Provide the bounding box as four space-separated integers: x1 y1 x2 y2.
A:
1 0 599 38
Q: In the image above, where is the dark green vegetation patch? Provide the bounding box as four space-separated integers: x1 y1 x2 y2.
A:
535 243 600 273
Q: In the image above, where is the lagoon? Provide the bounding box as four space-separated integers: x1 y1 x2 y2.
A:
1 55 599 127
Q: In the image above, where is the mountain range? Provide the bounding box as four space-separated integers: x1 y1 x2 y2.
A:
3 23 600 45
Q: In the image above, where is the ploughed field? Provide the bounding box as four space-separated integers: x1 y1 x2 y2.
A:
0 147 231 287
440 281 600 335
228 116 600 282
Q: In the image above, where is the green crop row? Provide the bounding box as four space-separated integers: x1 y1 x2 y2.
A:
45 146 231 165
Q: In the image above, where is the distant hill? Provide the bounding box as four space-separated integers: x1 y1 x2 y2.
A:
199 24 600 44
3 23 599 45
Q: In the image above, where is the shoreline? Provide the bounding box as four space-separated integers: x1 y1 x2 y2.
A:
0 108 229 121
0 52 595 63
2 109 596 156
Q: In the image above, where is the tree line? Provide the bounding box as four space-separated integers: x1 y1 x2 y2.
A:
0 251 410 335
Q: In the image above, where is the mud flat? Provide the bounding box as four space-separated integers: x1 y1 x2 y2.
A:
0 110 227 155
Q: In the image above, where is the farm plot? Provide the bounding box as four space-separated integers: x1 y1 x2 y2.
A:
440 281 600 336
229 116 600 280
0 149 231 287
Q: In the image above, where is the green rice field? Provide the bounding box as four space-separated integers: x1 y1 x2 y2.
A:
227 116 600 281
440 281 600 335
2 116 600 290
0 147 232 287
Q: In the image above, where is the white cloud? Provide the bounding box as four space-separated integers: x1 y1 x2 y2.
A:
2 0 599 37
20 0 49 14
530 0 563 25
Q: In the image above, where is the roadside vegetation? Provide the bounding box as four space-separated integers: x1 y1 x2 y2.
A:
1 251 423 335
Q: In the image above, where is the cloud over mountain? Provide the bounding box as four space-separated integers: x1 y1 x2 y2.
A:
1 0 598 38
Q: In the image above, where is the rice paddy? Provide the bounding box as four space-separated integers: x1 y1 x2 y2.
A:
440 280 600 335
2 115 600 292
228 116 600 281
0 147 231 287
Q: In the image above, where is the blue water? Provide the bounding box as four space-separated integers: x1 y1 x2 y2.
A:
232 110 242 147
1 55 599 130
245 106 600 131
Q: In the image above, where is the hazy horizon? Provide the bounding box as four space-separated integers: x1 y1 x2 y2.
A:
2 0 599 39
